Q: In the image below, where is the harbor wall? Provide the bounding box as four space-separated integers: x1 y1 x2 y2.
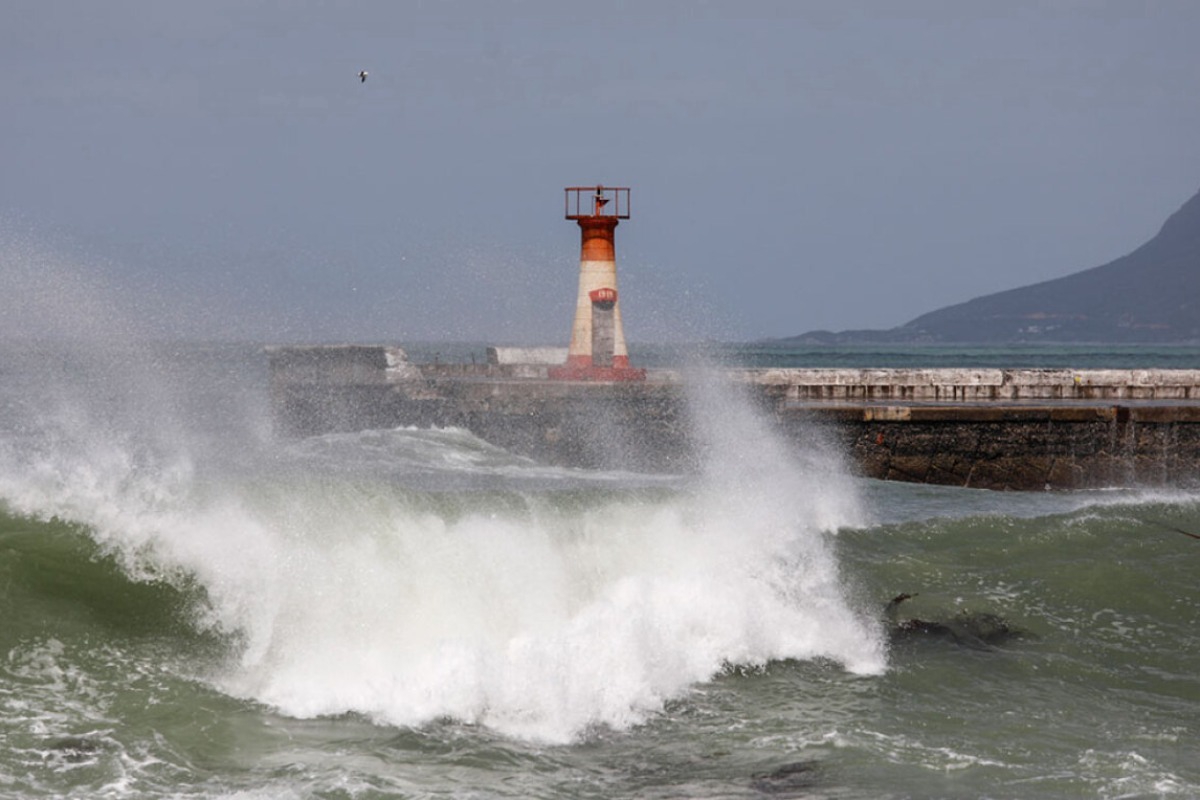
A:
266 346 1200 490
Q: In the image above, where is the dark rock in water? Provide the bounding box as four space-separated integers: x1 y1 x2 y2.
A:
750 759 821 795
894 611 1022 648
885 593 1027 649
49 736 101 763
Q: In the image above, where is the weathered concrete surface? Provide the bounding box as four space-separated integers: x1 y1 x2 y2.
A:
486 347 568 366
266 347 1200 490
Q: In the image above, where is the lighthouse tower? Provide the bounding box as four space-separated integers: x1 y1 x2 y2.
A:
549 185 646 382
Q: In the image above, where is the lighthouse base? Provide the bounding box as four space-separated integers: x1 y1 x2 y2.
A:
549 367 652 383
549 354 646 382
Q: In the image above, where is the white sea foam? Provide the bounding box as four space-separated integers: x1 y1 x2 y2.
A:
0 359 886 743
218 477 883 743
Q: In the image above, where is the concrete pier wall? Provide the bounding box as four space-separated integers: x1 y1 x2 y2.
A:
267 346 1200 490
787 404 1200 491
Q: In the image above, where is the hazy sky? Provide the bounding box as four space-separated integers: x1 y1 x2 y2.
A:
3 1 1199 344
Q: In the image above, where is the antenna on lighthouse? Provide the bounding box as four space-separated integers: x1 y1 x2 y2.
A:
550 185 645 382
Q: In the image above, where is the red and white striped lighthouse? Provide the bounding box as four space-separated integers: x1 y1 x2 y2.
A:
549 185 646 382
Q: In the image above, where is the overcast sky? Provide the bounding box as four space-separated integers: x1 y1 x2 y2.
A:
2 1 1199 344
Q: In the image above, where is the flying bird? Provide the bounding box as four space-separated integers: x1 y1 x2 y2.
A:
358 70 368 83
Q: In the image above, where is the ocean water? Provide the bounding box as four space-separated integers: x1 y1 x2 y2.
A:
1 339 1198 799
406 341 1200 371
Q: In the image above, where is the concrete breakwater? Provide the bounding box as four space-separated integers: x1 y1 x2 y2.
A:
267 346 1200 491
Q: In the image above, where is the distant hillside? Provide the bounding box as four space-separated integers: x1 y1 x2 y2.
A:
788 187 1200 344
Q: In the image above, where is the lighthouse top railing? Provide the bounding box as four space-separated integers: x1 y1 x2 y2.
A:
565 186 630 220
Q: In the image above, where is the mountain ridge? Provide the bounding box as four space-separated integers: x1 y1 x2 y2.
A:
784 187 1200 345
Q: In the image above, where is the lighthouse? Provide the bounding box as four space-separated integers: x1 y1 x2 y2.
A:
549 185 646 382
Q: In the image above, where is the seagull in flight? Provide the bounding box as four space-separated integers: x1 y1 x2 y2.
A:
358 70 368 83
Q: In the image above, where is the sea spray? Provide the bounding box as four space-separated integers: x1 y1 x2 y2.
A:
681 366 885 671
0 235 883 741
1 344 886 744
193 366 886 742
